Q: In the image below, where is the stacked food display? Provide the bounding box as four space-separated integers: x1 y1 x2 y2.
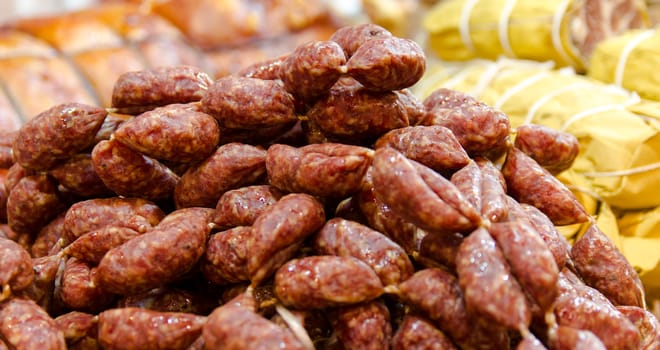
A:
1 0 659 348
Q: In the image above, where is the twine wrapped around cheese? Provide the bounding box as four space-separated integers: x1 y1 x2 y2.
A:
414 57 660 289
422 0 648 72
588 28 660 102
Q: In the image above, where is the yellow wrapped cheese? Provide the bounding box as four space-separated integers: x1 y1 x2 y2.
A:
619 206 660 290
588 28 660 102
423 0 648 72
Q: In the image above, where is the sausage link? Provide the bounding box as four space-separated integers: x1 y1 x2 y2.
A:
396 268 510 349
56 257 115 313
274 256 384 309
514 124 579 175
374 125 469 175
456 227 531 331
571 223 646 308
331 300 392 350
200 226 251 285
356 168 427 256
391 314 458 350
174 142 267 208
111 65 213 114
31 213 65 258
0 297 66 350
64 226 142 264
54 311 98 349
6 174 64 234
3 162 35 195
554 270 641 350
49 153 113 198
417 231 464 271
247 193 325 285
395 89 427 126
12 103 107 171
97 207 213 295
212 185 283 230
313 217 414 287
98 307 206 350
372 147 481 233
266 143 373 199
203 302 306 350
616 305 660 349
307 79 409 144
420 88 511 160
113 103 220 163
547 326 607 350
281 40 347 101
92 139 179 201
201 76 297 130
451 158 509 223
489 221 559 312
347 36 425 92
0 237 34 299
502 147 589 225
329 23 392 58
62 197 165 244
520 202 572 270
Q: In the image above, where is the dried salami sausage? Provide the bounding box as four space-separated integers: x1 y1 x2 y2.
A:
111 65 213 114
0 297 66 350
0 237 34 299
97 207 213 295
372 147 481 233
281 40 347 101
456 228 531 331
92 139 179 201
274 256 384 310
12 103 106 171
113 103 221 163
212 185 283 230
502 147 589 225
247 193 325 285
98 307 206 350
174 142 266 208
571 223 645 308
347 36 425 92
313 217 414 287
331 300 392 350
201 76 296 130
329 23 392 58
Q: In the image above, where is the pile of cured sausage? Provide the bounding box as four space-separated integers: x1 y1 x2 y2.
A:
1 23 659 350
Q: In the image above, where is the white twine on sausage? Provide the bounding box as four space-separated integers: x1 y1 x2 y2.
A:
459 0 481 54
614 29 656 87
497 0 517 57
551 0 579 68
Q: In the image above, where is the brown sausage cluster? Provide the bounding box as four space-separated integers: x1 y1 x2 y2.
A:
0 23 656 350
